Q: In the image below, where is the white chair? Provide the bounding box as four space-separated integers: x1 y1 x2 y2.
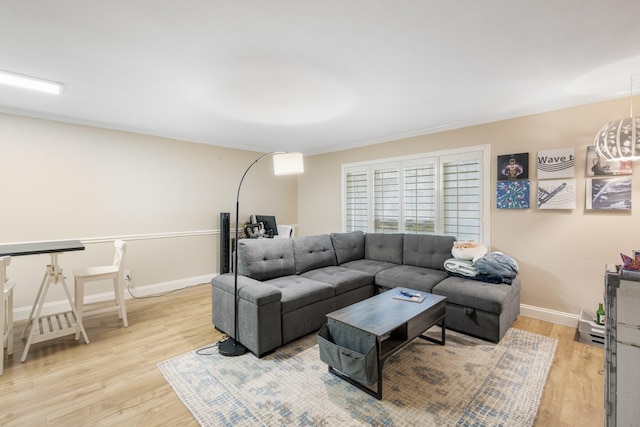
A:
1 256 15 376
275 225 294 238
73 240 128 337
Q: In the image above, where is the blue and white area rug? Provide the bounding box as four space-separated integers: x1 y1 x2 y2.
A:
157 328 556 426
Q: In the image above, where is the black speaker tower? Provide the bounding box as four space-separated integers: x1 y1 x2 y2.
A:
219 212 231 274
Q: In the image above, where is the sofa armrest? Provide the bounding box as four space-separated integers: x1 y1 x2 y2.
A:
212 273 284 356
212 273 282 305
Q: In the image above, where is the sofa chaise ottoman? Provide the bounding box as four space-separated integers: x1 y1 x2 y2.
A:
334 231 520 343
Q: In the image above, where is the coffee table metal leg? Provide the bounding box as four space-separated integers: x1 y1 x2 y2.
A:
328 361 384 400
328 319 448 401
419 318 446 346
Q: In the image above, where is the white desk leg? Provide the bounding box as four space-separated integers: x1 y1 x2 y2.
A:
20 269 48 340
51 252 89 344
21 269 52 362
48 253 89 344
21 253 90 363
60 275 89 344
6 287 13 356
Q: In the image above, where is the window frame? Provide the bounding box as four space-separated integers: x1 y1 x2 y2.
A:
341 144 491 246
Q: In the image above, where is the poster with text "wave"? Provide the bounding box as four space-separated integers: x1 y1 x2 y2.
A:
537 148 575 179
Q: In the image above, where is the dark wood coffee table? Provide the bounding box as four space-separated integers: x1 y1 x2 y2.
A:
325 287 446 399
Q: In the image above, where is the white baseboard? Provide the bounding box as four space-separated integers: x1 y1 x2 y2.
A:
13 274 215 322
519 303 580 328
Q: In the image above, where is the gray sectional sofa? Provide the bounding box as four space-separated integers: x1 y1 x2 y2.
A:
211 231 520 357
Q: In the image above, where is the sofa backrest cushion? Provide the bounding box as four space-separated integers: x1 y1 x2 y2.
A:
330 230 365 264
403 234 456 270
364 233 404 265
237 238 296 281
292 234 337 274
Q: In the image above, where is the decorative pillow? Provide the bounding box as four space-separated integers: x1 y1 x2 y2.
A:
330 231 365 264
237 238 295 281
451 240 487 261
365 233 404 265
292 234 337 274
403 234 456 270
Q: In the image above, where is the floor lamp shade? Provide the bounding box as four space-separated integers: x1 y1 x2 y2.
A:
273 152 304 175
218 151 304 357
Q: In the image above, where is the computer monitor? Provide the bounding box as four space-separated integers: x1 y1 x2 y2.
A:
255 215 278 237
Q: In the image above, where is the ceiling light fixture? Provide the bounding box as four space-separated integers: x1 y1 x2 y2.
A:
594 75 640 161
0 70 63 95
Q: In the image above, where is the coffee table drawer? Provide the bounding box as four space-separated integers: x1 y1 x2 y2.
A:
407 300 445 340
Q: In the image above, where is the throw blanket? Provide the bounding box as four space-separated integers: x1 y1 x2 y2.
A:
444 258 477 277
474 252 519 278
445 252 519 285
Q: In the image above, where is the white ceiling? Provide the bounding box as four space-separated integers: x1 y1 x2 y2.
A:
2 1 640 155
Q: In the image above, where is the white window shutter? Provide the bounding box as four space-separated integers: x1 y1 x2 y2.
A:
373 166 400 232
345 171 369 232
403 162 436 234
442 157 481 241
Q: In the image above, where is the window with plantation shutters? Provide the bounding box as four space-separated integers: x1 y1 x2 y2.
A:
342 145 489 244
403 161 436 234
441 154 481 241
345 170 369 232
373 166 400 232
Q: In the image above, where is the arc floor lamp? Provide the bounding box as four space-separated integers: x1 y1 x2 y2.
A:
218 151 304 357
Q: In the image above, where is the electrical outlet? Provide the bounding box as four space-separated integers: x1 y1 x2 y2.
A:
124 269 132 280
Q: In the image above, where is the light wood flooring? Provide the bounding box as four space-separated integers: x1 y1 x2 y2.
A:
1 284 604 426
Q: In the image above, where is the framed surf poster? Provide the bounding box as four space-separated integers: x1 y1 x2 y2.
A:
586 176 632 210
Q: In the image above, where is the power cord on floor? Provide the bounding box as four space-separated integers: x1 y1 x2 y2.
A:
196 336 230 356
126 279 206 299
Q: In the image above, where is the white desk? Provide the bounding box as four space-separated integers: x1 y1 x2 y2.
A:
0 240 89 362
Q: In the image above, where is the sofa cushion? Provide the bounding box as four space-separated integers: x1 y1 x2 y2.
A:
265 275 334 314
237 238 296 281
340 259 399 276
375 265 449 293
292 234 337 274
432 276 522 314
301 266 373 296
330 230 365 264
364 233 404 264
403 234 456 271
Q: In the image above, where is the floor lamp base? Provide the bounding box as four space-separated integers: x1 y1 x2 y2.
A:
218 338 248 357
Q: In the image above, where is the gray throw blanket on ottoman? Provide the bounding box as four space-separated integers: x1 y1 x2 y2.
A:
445 252 519 284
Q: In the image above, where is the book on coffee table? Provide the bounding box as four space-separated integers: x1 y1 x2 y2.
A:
392 289 426 303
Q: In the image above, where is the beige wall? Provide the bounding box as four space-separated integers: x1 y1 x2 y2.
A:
1 113 299 313
299 96 640 319
4 95 638 322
